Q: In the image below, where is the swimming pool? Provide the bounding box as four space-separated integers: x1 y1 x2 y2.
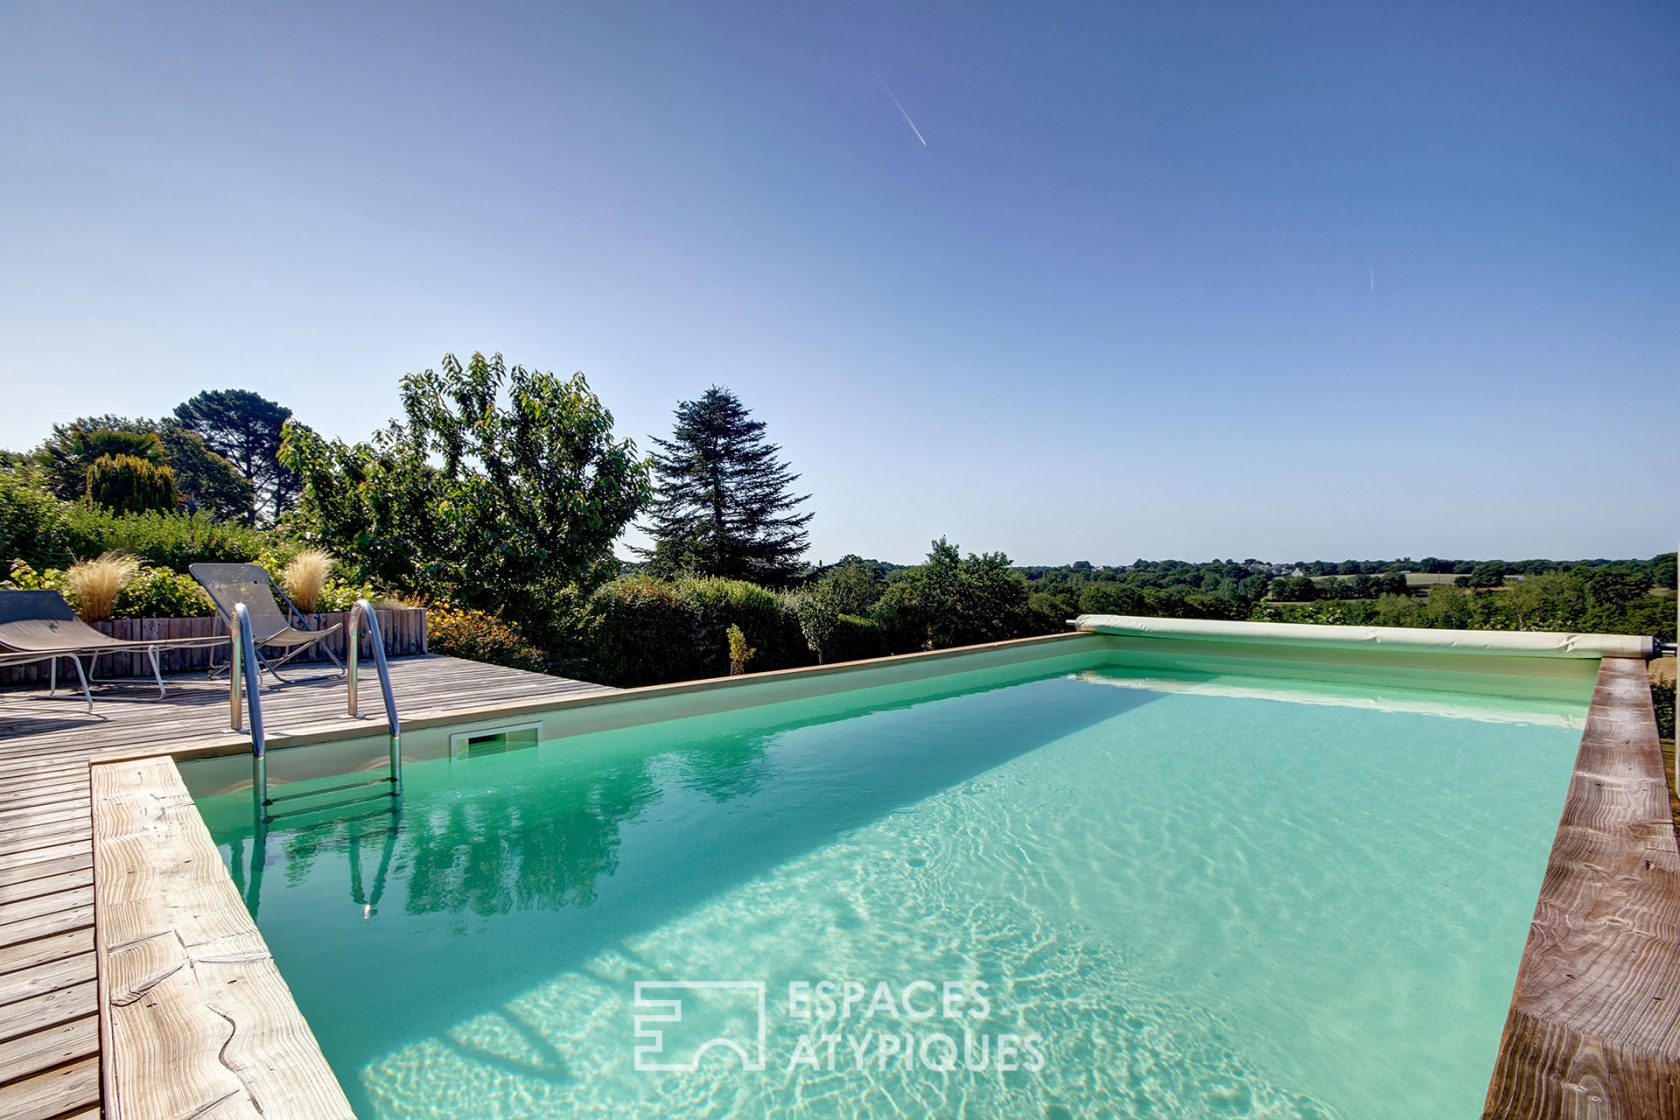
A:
184 646 1594 1119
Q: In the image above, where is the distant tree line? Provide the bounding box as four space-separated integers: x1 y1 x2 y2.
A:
4 354 1674 692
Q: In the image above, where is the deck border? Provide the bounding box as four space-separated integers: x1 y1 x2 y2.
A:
91 756 354 1119
1483 656 1680 1119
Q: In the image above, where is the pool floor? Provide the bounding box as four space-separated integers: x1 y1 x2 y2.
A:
191 659 1586 1118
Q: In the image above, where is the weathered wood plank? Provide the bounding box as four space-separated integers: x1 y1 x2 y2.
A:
0 805 90 833
0 903 93 949
0 980 97 1042
0 886 94 928
1484 657 1680 1119
0 1014 98 1083
0 1055 99 1120
0 842 92 874
0 865 93 904
95 756 355 1119
0 951 95 1008
0 928 94 976
0 854 93 893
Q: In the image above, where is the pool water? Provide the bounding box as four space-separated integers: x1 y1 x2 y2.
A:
191 657 1588 1119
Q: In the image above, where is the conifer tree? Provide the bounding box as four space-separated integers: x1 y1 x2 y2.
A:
639 387 812 583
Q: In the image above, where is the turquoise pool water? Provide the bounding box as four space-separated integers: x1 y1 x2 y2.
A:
191 656 1589 1119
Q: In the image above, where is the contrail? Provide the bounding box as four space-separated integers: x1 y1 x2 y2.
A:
877 76 928 147
1368 263 1375 291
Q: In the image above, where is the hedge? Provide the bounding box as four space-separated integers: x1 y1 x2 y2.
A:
583 576 811 687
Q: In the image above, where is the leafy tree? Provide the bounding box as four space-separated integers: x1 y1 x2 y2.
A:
282 352 650 651
173 390 300 523
813 557 883 615
638 386 812 584
155 421 254 520
1078 582 1146 615
0 463 68 569
1423 584 1474 628
34 415 250 520
86 454 178 514
873 539 1038 651
792 581 843 662
36 423 165 499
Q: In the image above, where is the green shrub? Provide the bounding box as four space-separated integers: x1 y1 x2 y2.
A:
86 454 178 514
0 468 68 569
4 560 65 592
313 578 381 613
828 613 889 663
428 605 546 672
60 506 265 572
1078 583 1146 616
583 575 810 686
113 568 213 619
872 540 1039 653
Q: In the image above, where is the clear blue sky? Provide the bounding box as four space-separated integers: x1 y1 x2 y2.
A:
2 2 1675 565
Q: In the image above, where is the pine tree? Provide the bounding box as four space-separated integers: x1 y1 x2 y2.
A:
639 387 812 583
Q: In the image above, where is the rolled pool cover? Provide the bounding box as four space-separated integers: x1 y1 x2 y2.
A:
1072 614 1656 660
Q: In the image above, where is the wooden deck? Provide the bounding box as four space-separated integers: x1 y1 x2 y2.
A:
1484 657 1680 1119
0 656 612 1120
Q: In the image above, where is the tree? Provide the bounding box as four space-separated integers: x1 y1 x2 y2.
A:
817 558 883 615
172 390 299 523
281 352 650 650
36 422 165 499
0 462 68 569
873 539 1037 651
86 454 178 514
1078 582 1145 615
638 386 812 584
155 421 254 520
792 581 843 663
34 415 250 520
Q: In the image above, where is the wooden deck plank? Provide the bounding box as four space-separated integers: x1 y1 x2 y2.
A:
1484 657 1680 1119
0 980 97 1043
0 842 93 874
0 1056 99 1120
0 905 94 950
0 867 93 904
0 951 95 1009
95 756 355 1120
0 822 90 852
0 654 612 1117
0 886 94 928
0 856 94 894
0 1014 98 1084
0 929 94 976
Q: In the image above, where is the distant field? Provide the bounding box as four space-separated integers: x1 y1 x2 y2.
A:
1306 572 1461 589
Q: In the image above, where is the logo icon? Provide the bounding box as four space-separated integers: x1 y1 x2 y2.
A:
632 980 768 1072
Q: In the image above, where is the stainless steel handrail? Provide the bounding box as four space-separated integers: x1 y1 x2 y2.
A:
229 603 269 811
348 599 402 796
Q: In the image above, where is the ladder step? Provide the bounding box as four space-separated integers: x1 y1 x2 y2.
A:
265 775 397 805
265 794 399 826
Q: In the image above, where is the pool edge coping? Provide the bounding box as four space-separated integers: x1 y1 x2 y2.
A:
1482 656 1680 1119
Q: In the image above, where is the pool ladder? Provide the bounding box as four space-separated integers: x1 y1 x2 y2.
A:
231 598 403 820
